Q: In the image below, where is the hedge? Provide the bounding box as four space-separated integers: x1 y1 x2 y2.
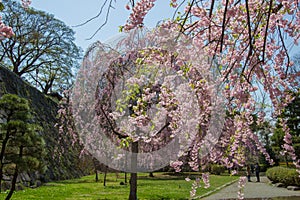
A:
210 164 226 175
266 166 300 186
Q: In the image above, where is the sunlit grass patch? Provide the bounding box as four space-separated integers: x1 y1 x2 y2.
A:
0 172 238 199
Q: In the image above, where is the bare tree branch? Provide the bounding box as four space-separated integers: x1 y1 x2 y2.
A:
99 105 127 139
220 0 229 53
73 0 110 27
278 26 291 77
179 0 195 33
73 0 115 40
262 0 273 63
208 0 215 43
86 2 113 40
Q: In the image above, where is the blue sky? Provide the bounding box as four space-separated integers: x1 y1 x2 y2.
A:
31 0 174 52
30 1 298 56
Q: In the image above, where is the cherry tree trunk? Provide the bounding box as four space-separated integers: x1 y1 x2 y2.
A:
129 141 138 200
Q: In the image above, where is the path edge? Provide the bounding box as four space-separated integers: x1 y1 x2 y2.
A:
193 178 239 199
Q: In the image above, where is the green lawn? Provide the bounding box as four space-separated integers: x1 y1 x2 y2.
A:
0 173 238 200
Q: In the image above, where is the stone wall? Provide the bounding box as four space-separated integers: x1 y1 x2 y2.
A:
0 66 89 190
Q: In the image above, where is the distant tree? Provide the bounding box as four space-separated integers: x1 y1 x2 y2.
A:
0 94 45 200
0 0 82 94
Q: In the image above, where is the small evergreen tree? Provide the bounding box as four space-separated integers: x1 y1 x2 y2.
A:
0 94 45 200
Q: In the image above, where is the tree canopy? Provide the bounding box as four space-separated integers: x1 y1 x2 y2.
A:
69 1 300 199
0 0 82 94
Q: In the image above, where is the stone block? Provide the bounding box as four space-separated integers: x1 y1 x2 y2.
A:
274 182 286 187
287 186 300 191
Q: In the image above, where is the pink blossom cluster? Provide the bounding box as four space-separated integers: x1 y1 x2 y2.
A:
21 0 31 8
202 173 210 188
170 160 183 172
189 177 200 198
201 107 274 172
123 0 156 31
0 17 14 39
0 0 33 40
185 173 210 198
237 176 247 199
170 0 178 8
279 119 300 174
174 0 299 172
188 140 202 171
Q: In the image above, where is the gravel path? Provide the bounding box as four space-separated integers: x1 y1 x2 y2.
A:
202 176 300 200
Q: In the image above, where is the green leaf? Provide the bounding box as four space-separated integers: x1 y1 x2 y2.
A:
118 26 124 32
0 3 4 11
150 124 155 131
136 58 143 65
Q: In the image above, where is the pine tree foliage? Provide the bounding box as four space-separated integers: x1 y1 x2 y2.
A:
0 94 45 199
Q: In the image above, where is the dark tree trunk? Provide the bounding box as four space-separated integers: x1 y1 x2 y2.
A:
125 172 127 183
149 172 154 177
95 169 98 182
129 173 137 200
103 166 108 186
0 126 11 192
0 167 3 193
129 141 138 200
5 166 18 200
6 144 23 200
285 155 289 167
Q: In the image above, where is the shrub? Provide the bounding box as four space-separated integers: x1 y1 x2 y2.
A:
210 164 225 175
266 166 300 186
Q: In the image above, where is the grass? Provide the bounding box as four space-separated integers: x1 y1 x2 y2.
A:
0 172 238 200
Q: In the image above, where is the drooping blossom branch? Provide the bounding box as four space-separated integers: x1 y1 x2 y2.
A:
185 173 209 198
189 177 200 198
237 176 247 200
279 118 300 174
123 0 156 31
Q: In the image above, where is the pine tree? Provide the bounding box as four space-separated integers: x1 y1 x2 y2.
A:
0 94 45 200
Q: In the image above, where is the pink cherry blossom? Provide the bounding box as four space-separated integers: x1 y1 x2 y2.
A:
0 17 14 39
21 0 31 8
237 176 247 199
123 0 156 31
202 173 210 188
